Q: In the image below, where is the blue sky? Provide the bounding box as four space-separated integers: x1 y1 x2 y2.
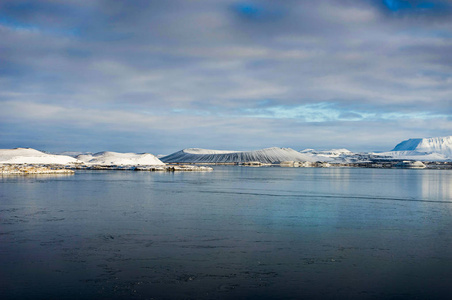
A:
0 0 451 154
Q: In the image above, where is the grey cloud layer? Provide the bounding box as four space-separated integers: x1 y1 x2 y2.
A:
0 0 451 152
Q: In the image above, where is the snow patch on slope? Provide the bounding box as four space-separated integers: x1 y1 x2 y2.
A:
161 147 316 163
0 148 80 164
76 151 165 166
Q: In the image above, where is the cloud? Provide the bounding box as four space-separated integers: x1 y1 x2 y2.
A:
380 0 452 15
0 0 451 152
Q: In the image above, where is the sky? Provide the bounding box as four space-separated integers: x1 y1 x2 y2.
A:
0 0 451 154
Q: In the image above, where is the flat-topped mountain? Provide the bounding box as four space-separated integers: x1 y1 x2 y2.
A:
161 147 316 164
392 136 452 157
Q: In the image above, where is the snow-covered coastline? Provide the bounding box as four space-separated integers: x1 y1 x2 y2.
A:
0 148 213 173
1 165 75 175
1 135 451 171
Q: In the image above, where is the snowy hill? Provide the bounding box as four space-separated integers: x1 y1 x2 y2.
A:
161 147 316 163
76 151 165 166
392 136 452 157
0 148 80 164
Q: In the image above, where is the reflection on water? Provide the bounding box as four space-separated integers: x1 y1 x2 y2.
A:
1 168 451 299
420 170 452 201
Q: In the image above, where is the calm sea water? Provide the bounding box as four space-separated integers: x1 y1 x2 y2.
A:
1 167 452 299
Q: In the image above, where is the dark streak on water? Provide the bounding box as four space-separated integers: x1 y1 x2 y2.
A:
1 167 452 299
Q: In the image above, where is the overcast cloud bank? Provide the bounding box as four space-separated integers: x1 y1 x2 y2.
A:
1 0 451 153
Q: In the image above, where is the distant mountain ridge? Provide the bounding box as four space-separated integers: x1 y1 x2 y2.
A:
1 135 451 165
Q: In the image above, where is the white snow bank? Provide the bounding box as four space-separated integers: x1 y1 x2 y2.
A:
76 151 165 166
0 148 80 164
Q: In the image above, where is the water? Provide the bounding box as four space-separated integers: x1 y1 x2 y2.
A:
1 167 451 299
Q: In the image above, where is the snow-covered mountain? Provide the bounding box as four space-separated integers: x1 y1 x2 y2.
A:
76 151 165 166
0 148 80 164
391 136 452 157
161 147 316 163
3 136 450 166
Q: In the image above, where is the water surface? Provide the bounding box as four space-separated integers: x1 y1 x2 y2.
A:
1 167 451 299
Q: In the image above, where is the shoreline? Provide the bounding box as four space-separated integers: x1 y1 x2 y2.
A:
0 165 75 175
1 160 451 175
0 163 214 174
